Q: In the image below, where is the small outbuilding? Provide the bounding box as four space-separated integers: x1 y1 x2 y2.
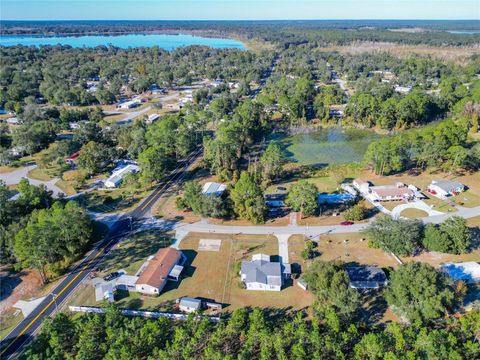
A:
441 262 480 284
179 297 202 313
345 266 387 289
201 182 226 197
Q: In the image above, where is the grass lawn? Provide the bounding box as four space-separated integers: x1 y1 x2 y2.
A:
100 230 173 276
401 251 480 268
399 208 429 219
0 166 17 174
467 216 480 228
27 167 52 181
103 114 126 123
54 180 77 196
69 232 314 313
0 308 23 340
80 186 151 214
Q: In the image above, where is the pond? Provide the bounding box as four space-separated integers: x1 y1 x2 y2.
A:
0 33 245 50
268 127 384 166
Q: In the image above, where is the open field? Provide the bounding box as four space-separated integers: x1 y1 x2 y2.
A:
319 42 480 65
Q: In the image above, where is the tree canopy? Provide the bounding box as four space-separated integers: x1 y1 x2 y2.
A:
385 262 455 324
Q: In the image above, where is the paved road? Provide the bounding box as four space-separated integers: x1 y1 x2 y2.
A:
0 164 65 197
0 148 203 359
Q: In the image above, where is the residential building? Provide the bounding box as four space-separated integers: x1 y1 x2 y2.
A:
441 262 480 284
427 180 465 197
104 164 140 188
6 117 21 125
346 266 388 289
394 85 412 93
135 248 185 295
202 182 227 197
66 151 80 166
118 98 141 109
146 113 160 124
369 183 414 201
179 297 202 313
317 192 356 204
240 254 283 291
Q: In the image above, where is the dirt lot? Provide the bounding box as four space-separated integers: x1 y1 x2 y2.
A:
0 267 60 338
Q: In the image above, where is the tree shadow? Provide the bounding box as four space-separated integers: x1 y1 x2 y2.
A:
0 268 27 301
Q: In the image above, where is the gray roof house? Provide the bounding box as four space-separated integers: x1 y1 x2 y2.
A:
240 254 283 291
428 180 465 197
346 266 387 289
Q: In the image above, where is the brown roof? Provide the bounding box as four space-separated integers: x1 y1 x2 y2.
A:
371 187 413 198
136 248 181 289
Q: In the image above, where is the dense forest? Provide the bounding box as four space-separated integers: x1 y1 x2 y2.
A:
24 306 480 360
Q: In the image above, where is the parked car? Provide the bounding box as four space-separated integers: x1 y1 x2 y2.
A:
277 186 287 191
103 272 121 281
340 221 354 226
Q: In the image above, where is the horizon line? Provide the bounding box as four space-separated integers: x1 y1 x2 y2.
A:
2 19 480 22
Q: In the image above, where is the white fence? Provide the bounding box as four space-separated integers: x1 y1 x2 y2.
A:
68 306 221 322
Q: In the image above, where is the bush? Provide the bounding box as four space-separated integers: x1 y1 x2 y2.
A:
344 203 367 221
175 196 188 210
301 240 317 260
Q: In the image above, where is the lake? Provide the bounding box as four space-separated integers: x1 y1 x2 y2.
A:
0 33 245 50
446 30 480 35
268 128 383 166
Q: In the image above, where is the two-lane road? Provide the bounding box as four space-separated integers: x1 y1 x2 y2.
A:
0 147 203 359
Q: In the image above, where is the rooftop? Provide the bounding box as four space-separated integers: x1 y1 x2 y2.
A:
136 248 182 289
202 182 226 196
241 254 282 287
441 262 480 283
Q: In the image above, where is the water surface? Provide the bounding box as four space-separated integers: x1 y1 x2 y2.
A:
269 128 383 166
0 33 245 50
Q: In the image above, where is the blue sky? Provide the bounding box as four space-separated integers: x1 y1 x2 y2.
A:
1 1 479 20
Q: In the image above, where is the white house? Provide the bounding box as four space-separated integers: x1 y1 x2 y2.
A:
135 248 185 295
179 297 202 313
104 164 140 188
427 180 465 197
118 98 141 109
240 254 283 291
146 114 160 124
369 183 415 202
394 85 412 94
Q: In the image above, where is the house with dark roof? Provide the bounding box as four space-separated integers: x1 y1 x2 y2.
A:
345 266 387 289
240 254 283 291
135 248 185 295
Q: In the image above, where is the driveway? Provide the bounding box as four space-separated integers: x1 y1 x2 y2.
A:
0 165 65 197
391 200 444 218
